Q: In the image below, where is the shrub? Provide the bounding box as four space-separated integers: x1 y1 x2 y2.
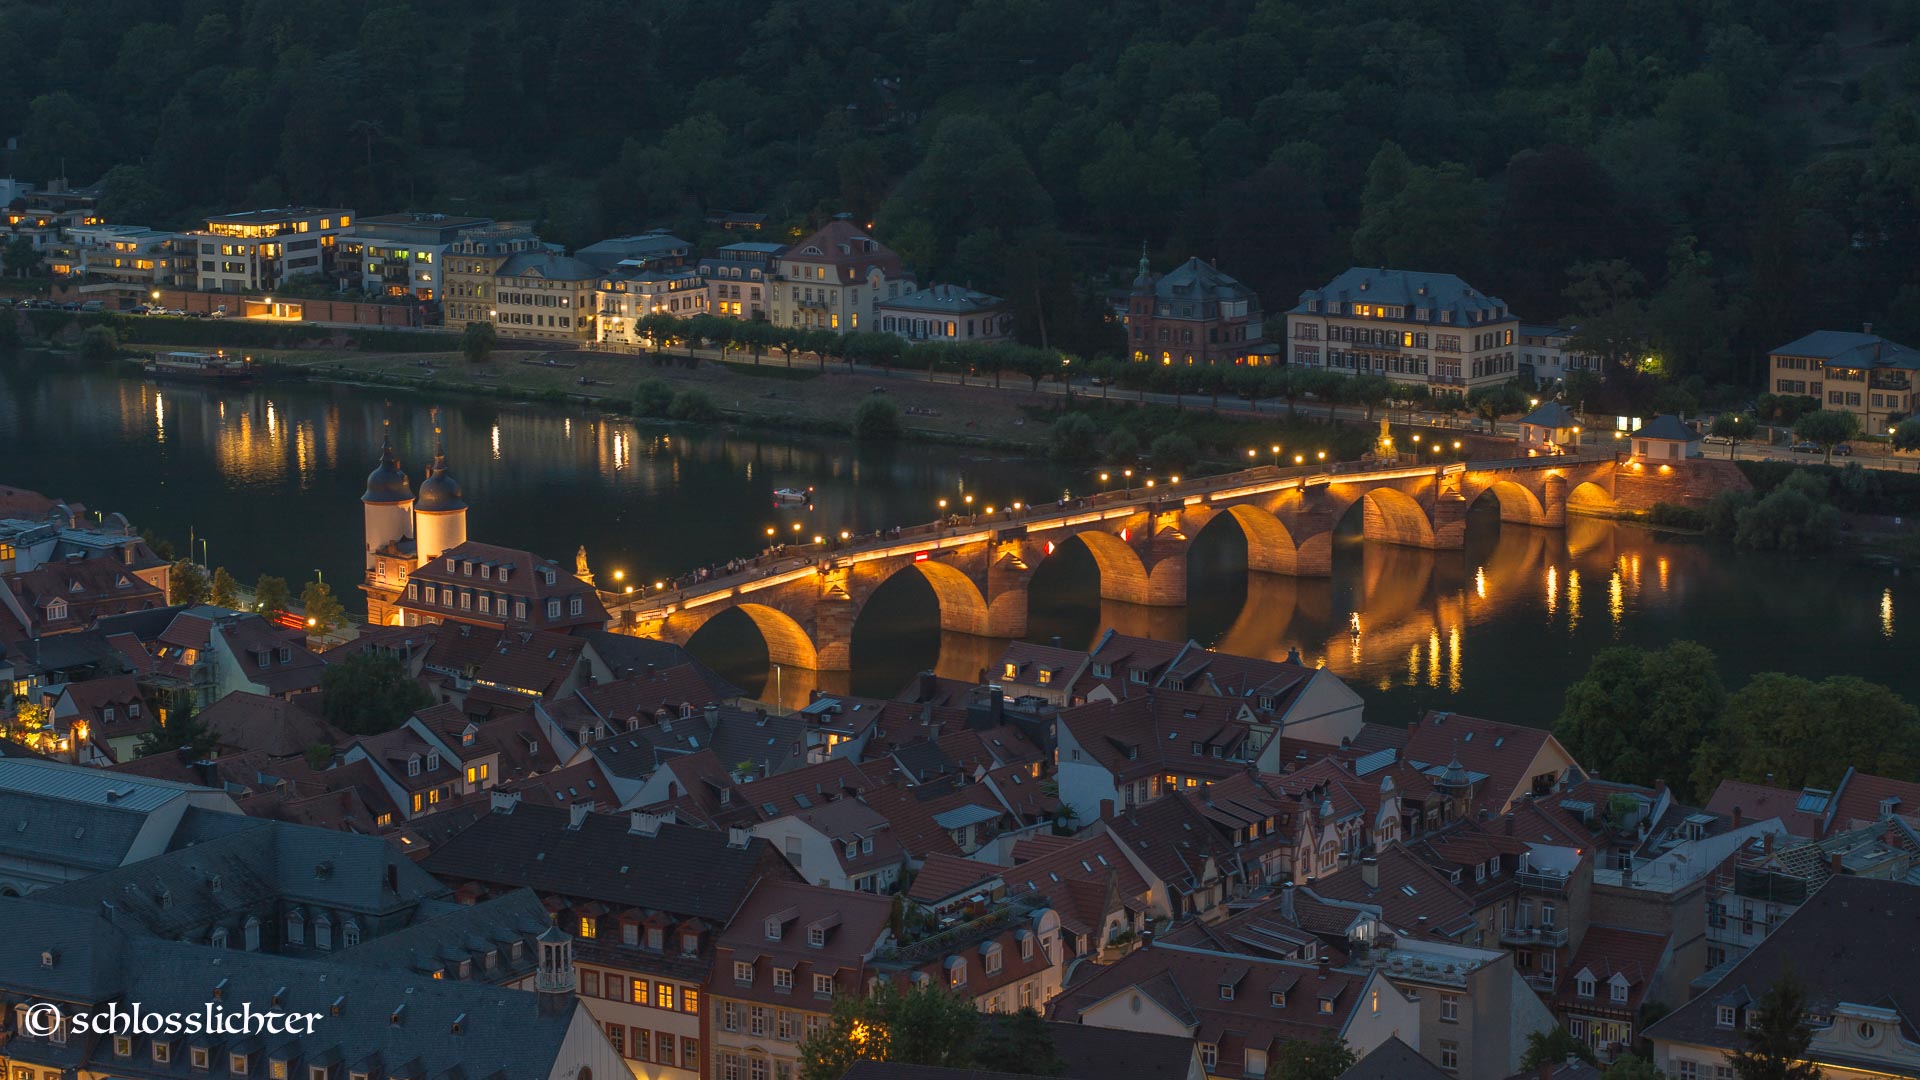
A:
1646 502 1706 530
1099 427 1141 463
633 379 675 417
666 388 721 422
1048 413 1099 463
851 396 901 441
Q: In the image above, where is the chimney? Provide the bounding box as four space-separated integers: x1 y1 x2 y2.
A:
989 686 1005 725
704 704 721 731
1051 635 1063 648
567 802 591 830
1316 958 1330 980
1763 832 1774 853
727 827 751 849
490 791 520 814
1287 646 1302 665
1360 856 1378 889
1098 799 1115 823
1732 805 1742 829
919 670 938 701
1831 851 1844 874
1537 1060 1553 1080
630 812 661 837
1281 881 1296 922
1865 321 1874 336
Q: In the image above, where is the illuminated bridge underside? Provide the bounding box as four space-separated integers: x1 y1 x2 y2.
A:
615 456 1616 671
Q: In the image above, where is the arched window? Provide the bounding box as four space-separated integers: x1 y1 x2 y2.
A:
243 917 260 951
286 911 304 945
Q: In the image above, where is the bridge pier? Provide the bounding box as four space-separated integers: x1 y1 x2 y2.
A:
986 551 1035 639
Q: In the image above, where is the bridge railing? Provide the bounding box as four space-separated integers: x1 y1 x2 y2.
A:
605 453 1591 617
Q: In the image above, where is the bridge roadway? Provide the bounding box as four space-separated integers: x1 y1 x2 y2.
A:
604 453 1620 672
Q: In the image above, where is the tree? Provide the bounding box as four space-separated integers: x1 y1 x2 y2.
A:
1150 433 1199 473
1049 413 1100 463
301 579 345 634
209 567 241 609
252 575 291 617
169 559 210 606
320 651 432 736
974 1010 1065 1076
1728 970 1822 1080
2 701 49 746
797 981 980 1080
3 236 42 278
134 701 215 759
1729 470 1842 552
461 320 497 364
1792 409 1860 463
1468 382 1530 425
1694 673 1920 795
852 397 901 441
1555 642 1726 800
1604 1055 1667 1079
77 325 120 365
1893 417 1920 451
1522 1028 1597 1069
1266 1031 1355 1080
1709 413 1755 459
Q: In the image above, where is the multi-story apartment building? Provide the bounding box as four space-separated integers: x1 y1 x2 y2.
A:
1648 877 1920 1080
1518 323 1605 387
766 218 913 333
443 222 547 331
1 179 100 259
876 284 1014 344
710 879 894 1080
596 265 710 346
1124 253 1267 366
1285 268 1521 393
699 242 784 319
1768 327 1920 435
336 212 495 305
183 207 352 294
578 232 694 273
46 224 182 289
490 251 601 343
423 798 804 1080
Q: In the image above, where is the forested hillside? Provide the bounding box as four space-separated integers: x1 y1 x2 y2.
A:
5 0 1918 383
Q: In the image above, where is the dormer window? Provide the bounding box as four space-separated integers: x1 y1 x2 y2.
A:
1610 976 1629 1004
446 558 456 572
808 926 827 947
1271 991 1287 1008
1717 1005 1736 1028
231 1053 251 1076
1576 973 1595 998
1219 982 1234 1001
426 752 440 771
286 911 304 944
407 755 421 777
46 598 68 620
733 961 754 984
547 600 561 620
765 918 782 941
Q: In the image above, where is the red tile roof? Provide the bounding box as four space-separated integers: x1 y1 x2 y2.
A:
1555 925 1670 1016
1703 780 1827 838
1404 710 1563 816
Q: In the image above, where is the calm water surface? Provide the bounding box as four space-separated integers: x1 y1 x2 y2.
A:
0 354 1907 723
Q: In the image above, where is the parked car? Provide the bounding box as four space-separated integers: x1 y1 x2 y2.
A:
209 306 227 319
129 304 151 315
1701 434 1732 445
1790 442 1820 453
59 302 81 311
1833 443 1854 456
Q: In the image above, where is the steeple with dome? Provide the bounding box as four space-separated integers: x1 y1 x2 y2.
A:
413 430 469 566
361 433 415 581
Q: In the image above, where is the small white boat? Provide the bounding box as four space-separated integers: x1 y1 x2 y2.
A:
773 486 815 504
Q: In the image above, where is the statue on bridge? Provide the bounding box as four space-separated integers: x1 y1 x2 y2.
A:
1374 418 1397 465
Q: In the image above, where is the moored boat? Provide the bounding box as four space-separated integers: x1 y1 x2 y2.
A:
144 350 254 381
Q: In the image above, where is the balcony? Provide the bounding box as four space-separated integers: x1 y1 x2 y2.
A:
1514 869 1571 895
1505 920 1563 948
1525 973 1557 994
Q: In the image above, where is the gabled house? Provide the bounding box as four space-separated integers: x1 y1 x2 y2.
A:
1055 688 1278 826
1553 925 1673 1063
1403 711 1575 817
753 796 906 893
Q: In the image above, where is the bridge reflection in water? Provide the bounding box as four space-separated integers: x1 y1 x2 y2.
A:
683 495 1661 719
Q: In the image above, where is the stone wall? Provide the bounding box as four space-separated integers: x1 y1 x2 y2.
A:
1611 458 1751 511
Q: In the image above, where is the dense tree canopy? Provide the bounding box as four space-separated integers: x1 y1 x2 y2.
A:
1555 642 1726 801
4 0 1897 375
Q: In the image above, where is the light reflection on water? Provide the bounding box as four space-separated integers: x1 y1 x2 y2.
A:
0 353 1911 725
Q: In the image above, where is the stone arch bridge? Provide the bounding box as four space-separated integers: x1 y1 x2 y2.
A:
608 456 1620 671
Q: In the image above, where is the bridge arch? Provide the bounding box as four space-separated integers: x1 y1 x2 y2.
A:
1567 481 1614 515
1469 479 1550 526
683 602 820 671
1061 529 1150 605
1191 503 1300 575
1357 487 1436 549
863 559 991 636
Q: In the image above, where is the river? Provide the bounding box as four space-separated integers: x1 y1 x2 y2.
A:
0 353 1909 725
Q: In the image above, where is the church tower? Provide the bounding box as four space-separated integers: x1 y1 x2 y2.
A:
414 431 469 567
361 435 414 574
